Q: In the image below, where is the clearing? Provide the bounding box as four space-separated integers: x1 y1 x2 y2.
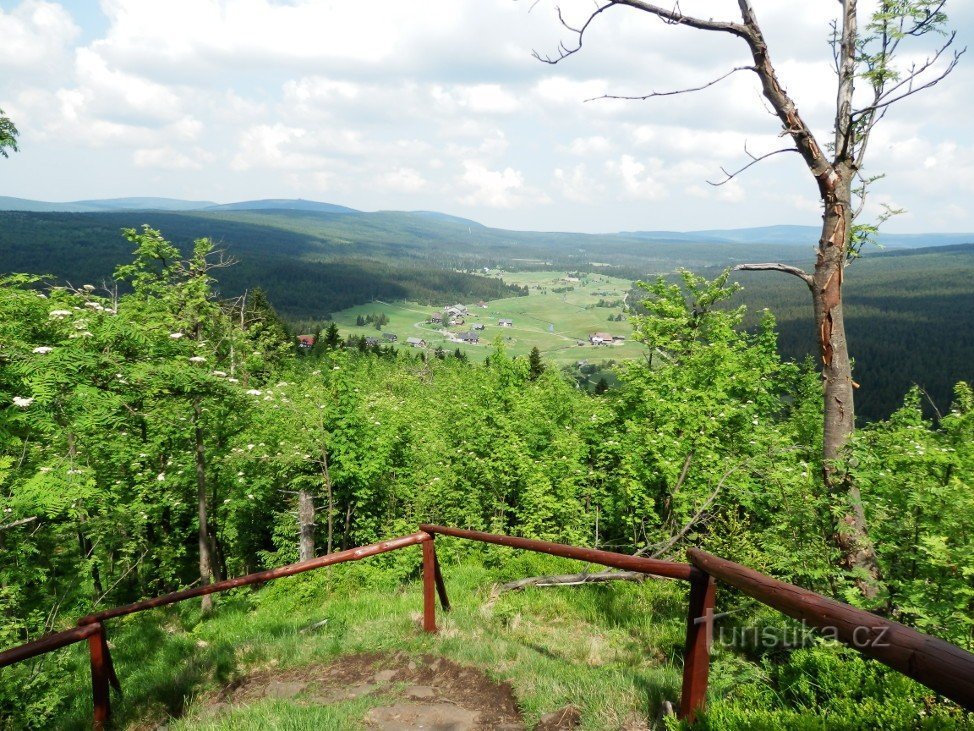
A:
329 271 649 365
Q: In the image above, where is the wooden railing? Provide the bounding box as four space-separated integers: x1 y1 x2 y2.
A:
2 525 973 729
419 525 974 717
0 531 446 728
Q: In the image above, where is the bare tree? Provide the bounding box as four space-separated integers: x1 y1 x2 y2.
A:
535 0 962 597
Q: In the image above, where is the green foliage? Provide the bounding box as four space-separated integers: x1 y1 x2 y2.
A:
0 109 18 159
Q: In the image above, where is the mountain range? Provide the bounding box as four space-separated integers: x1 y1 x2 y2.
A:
1 196 970 249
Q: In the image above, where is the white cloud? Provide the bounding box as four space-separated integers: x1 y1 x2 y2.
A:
533 76 607 106
554 163 602 203
454 84 520 114
606 155 667 201
568 136 611 155
133 146 208 170
0 1 78 71
377 167 427 193
457 161 549 209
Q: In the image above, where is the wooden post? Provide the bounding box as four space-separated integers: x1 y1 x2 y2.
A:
422 538 437 633
432 544 451 612
679 572 716 721
88 623 111 729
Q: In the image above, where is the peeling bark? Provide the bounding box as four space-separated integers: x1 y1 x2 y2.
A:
298 489 316 562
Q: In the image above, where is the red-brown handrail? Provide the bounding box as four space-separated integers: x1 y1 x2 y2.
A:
420 524 714 720
419 524 701 581
0 623 100 668
78 531 431 625
688 548 974 711
0 531 446 728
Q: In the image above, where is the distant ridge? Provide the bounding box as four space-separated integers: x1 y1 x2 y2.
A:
75 197 217 211
205 199 360 214
407 210 485 228
0 196 217 212
0 197 971 249
623 224 973 250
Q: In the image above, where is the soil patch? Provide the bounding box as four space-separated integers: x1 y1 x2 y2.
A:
199 651 541 730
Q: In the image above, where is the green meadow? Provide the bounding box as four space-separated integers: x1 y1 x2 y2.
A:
329 271 649 365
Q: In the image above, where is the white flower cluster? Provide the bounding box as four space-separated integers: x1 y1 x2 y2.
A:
12 396 34 408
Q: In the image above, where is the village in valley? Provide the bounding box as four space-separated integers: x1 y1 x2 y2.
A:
315 270 650 365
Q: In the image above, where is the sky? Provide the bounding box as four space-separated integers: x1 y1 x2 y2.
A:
0 0 971 234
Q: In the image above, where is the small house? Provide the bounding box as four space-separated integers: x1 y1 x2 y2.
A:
457 331 479 343
297 335 315 349
364 336 380 347
406 337 426 348
589 332 614 345
472 323 485 331
430 312 443 324
498 319 513 327
477 301 488 309
383 333 398 341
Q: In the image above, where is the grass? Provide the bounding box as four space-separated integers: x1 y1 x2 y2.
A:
50 548 689 730
330 270 649 366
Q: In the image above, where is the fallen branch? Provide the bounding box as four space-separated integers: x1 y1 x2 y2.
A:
492 570 646 597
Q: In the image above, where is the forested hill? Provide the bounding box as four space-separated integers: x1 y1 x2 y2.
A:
0 211 525 318
727 244 974 421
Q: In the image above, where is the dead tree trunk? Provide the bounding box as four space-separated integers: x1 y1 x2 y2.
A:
193 400 216 613
813 175 881 597
298 489 316 562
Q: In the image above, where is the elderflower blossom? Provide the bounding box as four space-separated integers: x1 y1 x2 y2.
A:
12 396 34 408
212 370 227 377
32 346 53 354
49 309 72 318
169 332 184 339
157 473 166 482
188 356 206 363
246 389 262 396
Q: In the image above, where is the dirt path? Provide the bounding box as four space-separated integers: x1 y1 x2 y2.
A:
195 651 581 730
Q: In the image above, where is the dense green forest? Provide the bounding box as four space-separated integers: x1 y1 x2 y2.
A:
726 245 974 421
1 230 971 728
0 212 524 319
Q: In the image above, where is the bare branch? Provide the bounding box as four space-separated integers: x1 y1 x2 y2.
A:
587 65 755 102
616 0 750 38
531 2 616 64
533 0 752 65
734 262 814 288
647 459 743 559
707 145 799 186
0 516 38 531
852 47 964 121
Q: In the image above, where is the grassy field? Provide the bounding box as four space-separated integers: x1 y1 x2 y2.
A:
329 271 648 366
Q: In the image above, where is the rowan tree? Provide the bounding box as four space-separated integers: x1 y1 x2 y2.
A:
535 0 963 597
0 109 17 158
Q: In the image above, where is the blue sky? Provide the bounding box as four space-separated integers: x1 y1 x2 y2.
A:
1 0 972 233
